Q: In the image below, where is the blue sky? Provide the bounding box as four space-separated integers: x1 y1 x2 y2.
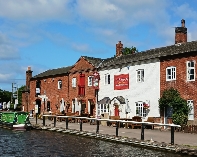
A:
0 0 197 91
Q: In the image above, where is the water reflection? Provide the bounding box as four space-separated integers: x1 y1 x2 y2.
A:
0 128 187 157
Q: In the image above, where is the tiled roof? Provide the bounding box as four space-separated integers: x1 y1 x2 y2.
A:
100 40 197 68
32 66 72 79
82 56 104 68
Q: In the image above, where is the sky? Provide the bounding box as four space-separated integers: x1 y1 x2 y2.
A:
0 0 197 92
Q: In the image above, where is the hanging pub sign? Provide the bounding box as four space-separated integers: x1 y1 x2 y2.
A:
114 74 129 90
92 72 100 89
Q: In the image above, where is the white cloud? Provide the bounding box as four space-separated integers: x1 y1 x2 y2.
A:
0 0 73 22
71 43 90 53
0 32 20 60
172 3 197 20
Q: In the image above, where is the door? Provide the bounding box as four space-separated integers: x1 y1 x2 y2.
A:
114 105 119 116
187 100 194 120
36 99 41 114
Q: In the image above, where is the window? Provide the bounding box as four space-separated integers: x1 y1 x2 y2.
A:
137 69 144 82
58 80 62 89
187 61 195 81
136 101 146 117
166 67 176 81
88 76 93 86
35 80 41 96
104 74 110 85
187 100 194 120
72 78 76 87
98 104 109 116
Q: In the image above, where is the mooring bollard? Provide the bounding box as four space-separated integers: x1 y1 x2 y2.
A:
96 120 99 133
141 123 144 141
54 117 56 127
80 119 82 131
171 126 174 145
65 117 68 129
36 113 38 125
43 116 45 126
116 121 119 137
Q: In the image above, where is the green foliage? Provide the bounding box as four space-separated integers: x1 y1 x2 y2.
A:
122 46 138 55
0 89 12 103
17 85 26 107
159 88 190 125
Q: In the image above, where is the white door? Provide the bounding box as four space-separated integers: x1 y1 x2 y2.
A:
187 100 194 120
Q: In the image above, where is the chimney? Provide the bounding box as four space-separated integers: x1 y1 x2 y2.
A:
26 66 33 91
175 19 187 44
116 41 123 57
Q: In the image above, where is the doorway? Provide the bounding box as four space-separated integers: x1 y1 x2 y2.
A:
36 99 41 114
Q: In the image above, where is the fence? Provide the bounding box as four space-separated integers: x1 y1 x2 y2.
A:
38 115 181 145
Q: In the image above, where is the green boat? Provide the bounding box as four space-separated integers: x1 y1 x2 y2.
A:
0 111 32 131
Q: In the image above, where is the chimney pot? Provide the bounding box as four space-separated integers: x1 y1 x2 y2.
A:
181 19 185 27
28 66 31 71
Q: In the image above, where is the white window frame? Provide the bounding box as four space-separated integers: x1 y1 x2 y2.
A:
104 74 110 85
137 69 144 82
97 104 109 116
166 66 176 81
136 101 146 117
72 78 76 87
58 80 62 89
187 61 195 81
187 100 194 120
88 76 93 86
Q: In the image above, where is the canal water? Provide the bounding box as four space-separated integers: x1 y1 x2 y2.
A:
0 128 187 157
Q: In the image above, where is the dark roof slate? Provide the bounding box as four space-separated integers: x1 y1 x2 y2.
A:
100 40 197 68
82 56 103 67
33 66 72 79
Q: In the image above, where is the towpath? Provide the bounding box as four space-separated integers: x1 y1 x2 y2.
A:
30 118 197 147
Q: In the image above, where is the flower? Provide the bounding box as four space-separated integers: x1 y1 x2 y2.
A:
143 102 150 109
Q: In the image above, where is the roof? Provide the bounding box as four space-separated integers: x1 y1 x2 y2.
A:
100 40 197 69
32 66 72 79
82 56 104 68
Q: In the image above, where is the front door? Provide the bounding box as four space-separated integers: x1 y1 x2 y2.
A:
36 99 41 114
114 105 119 116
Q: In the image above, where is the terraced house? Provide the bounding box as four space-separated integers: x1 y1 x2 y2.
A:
23 56 103 117
23 19 197 124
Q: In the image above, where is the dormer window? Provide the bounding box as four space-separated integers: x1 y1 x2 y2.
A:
58 80 62 89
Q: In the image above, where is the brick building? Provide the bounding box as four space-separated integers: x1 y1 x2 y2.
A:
23 19 197 124
23 56 103 117
160 19 197 124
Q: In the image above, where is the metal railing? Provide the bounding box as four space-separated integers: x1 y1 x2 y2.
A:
40 115 181 145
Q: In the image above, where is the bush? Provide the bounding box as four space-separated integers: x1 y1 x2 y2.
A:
159 88 190 125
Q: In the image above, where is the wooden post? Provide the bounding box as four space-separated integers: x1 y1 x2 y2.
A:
54 117 56 127
171 126 174 145
96 120 99 133
66 117 68 129
116 121 119 137
141 123 144 141
80 119 82 131
43 116 45 126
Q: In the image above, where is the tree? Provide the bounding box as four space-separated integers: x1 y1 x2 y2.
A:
0 89 12 103
122 46 138 55
159 88 190 125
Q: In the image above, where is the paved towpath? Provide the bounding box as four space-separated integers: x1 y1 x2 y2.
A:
30 118 197 147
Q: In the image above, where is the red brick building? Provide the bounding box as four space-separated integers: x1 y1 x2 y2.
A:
160 19 197 124
23 56 103 117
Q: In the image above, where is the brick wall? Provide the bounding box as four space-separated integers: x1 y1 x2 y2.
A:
69 57 97 116
29 75 69 115
160 52 197 121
